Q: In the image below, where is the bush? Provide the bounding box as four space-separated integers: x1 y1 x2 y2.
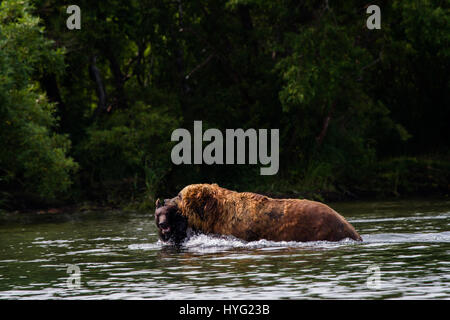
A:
76 101 180 205
0 0 77 206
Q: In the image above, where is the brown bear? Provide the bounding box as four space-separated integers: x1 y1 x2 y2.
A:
155 183 362 244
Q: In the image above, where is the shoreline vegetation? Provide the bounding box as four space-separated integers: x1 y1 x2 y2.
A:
3 155 449 215
1 1 449 214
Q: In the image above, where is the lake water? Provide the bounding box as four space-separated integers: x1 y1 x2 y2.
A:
0 198 449 299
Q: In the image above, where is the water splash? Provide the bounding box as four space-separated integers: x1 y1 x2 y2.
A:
129 229 450 254
129 233 361 253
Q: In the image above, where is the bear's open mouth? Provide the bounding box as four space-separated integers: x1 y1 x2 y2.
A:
158 221 170 233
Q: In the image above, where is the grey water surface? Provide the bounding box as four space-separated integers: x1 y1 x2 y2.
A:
0 198 449 299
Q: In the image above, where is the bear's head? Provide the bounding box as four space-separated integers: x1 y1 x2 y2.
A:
155 197 188 244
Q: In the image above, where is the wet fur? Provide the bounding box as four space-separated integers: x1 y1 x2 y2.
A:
155 183 362 243
155 200 188 244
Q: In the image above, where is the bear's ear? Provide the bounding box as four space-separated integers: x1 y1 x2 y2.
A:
156 198 162 208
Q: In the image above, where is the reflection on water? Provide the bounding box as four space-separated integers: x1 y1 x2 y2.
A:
0 198 449 299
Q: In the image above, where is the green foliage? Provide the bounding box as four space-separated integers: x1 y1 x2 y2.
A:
0 0 77 205
373 0 450 154
366 157 450 197
77 101 180 203
1 0 448 209
275 7 390 189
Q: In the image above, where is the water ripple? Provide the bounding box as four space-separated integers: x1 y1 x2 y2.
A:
1 202 449 299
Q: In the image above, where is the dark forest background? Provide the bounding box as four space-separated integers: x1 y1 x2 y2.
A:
1 0 449 211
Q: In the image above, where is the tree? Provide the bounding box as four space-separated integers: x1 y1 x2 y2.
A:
0 0 77 207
